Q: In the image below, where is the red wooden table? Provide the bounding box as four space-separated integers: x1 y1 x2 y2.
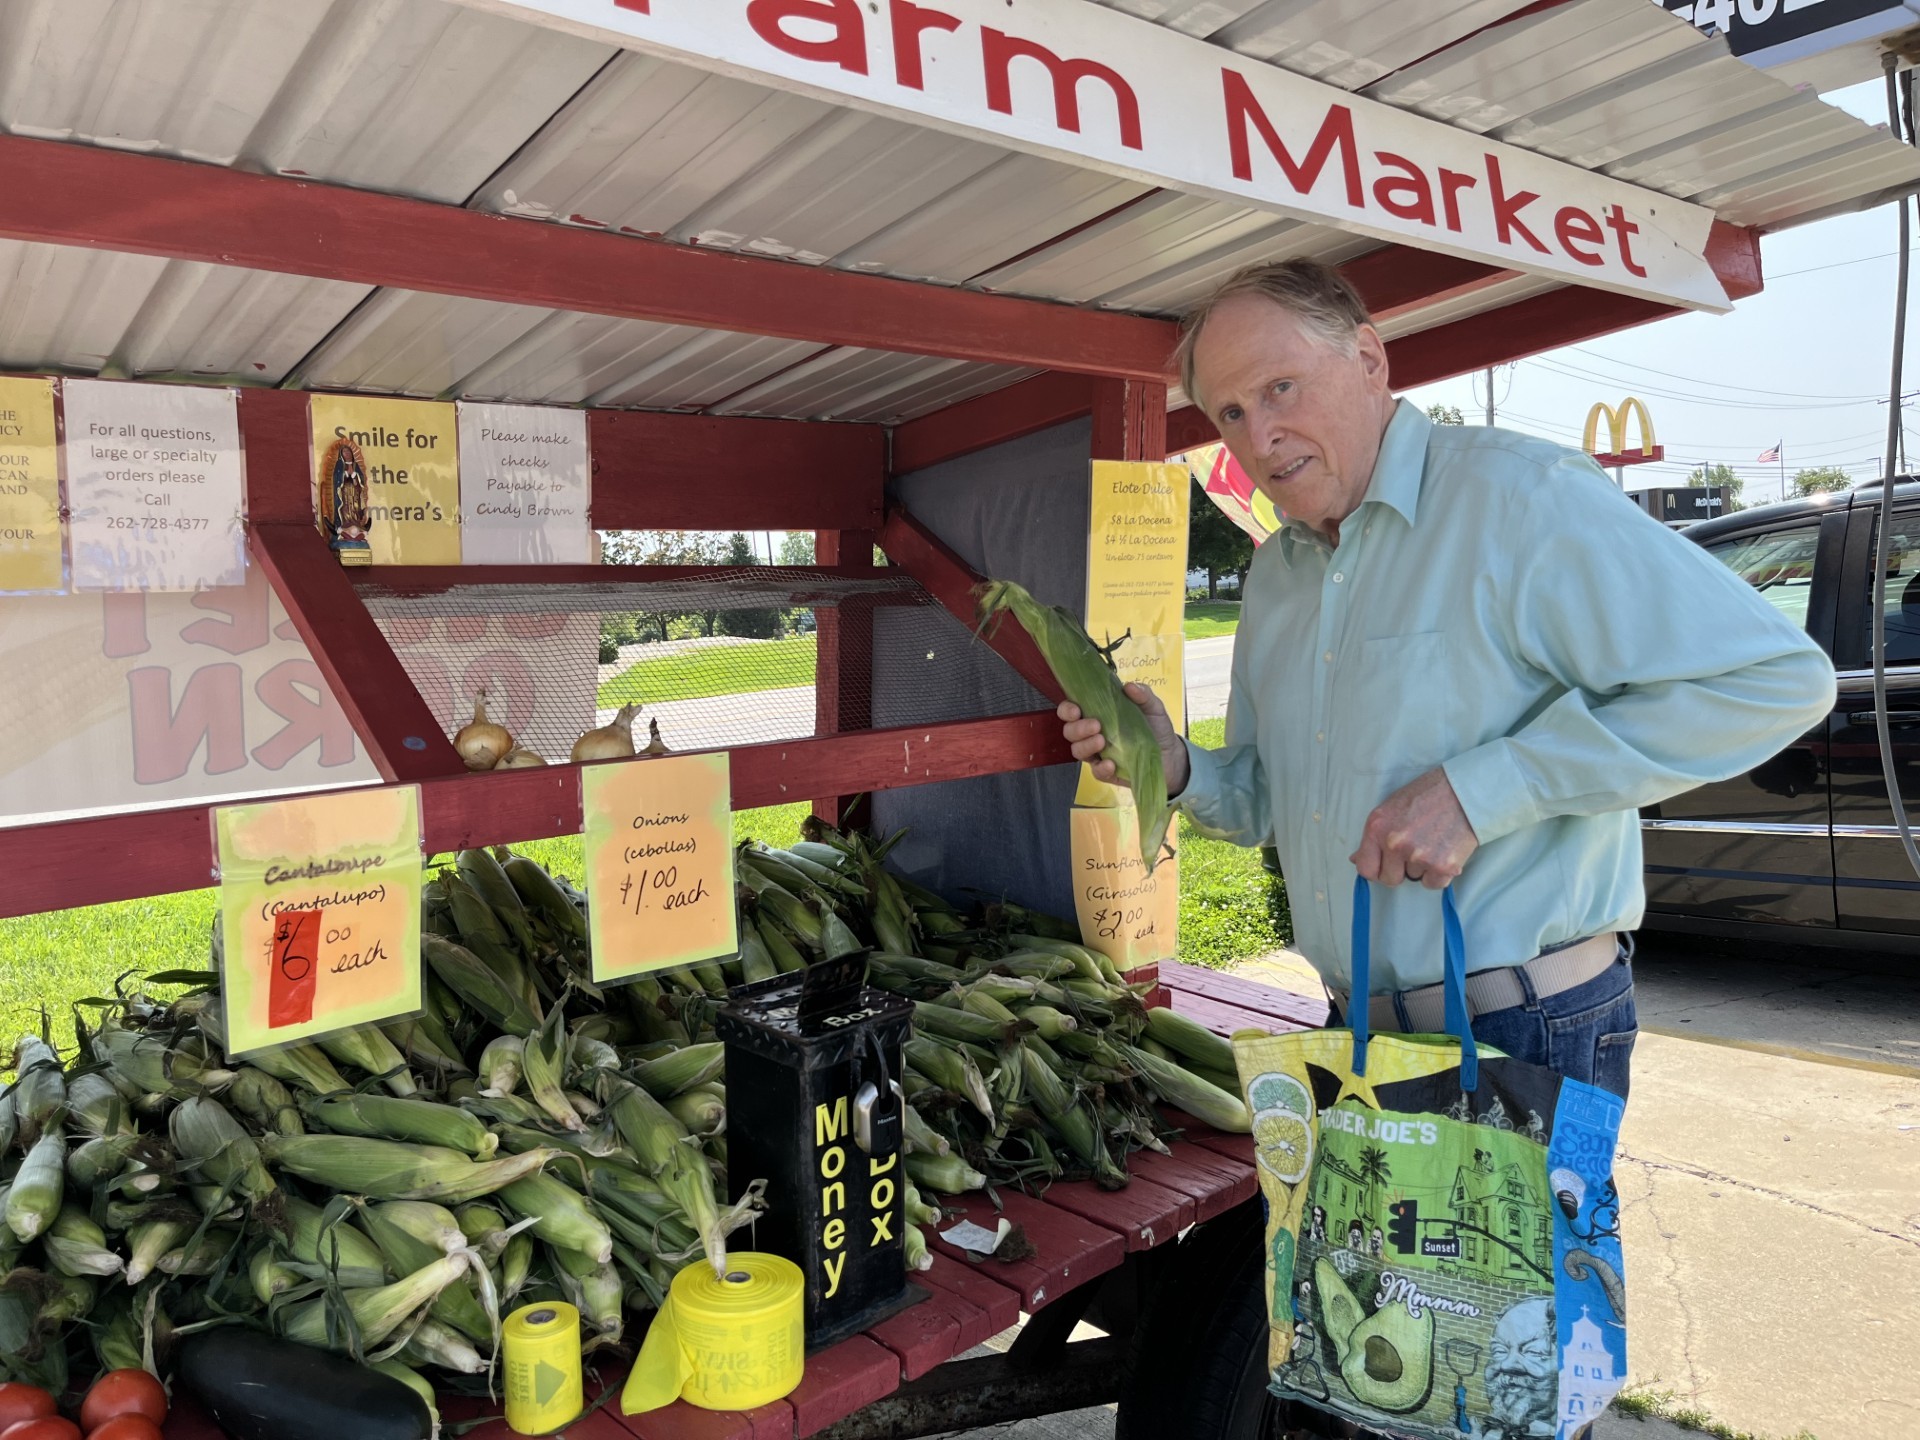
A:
162 964 1317 1440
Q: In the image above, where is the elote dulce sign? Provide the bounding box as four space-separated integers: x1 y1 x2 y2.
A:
454 0 1729 310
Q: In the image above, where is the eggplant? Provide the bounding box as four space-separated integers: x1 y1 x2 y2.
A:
177 1327 432 1440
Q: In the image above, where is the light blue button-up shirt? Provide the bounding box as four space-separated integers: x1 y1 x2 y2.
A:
1178 399 1837 996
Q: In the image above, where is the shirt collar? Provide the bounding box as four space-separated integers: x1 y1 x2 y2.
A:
1273 398 1429 561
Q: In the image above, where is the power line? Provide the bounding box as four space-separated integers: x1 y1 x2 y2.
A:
1528 357 1875 410
1559 346 1883 403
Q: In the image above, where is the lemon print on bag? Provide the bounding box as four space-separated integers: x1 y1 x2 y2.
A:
1254 1108 1313 1184
1248 1071 1310 1118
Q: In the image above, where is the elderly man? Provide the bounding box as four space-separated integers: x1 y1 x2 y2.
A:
1062 259 1834 1098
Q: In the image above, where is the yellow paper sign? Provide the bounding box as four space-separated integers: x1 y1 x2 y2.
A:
215 786 423 1057
310 396 461 565
1078 460 1190 806
1070 803 1178 972
583 751 738 984
0 377 63 592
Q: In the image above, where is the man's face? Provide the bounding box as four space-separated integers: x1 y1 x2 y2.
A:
1190 294 1393 541
1485 1299 1556 1431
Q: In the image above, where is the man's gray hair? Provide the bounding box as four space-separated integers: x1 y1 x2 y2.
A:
1174 259 1374 407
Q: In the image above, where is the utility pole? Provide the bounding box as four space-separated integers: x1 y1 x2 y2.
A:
1484 366 1495 427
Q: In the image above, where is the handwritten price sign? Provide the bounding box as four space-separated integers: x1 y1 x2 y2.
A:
214 787 424 1057
582 750 737 984
1070 803 1178 972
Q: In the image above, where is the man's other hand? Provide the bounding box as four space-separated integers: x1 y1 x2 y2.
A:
1056 684 1190 797
1351 767 1478 888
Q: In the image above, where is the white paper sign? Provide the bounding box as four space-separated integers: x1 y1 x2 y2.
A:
63 380 247 592
456 403 592 564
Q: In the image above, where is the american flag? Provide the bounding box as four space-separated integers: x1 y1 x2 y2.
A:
1757 442 1781 463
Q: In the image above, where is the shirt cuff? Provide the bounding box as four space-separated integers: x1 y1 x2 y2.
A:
1174 737 1221 815
1442 739 1538 847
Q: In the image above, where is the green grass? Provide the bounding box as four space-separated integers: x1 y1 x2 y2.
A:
1610 1384 1817 1440
599 636 817 707
1184 600 1242 639
0 801 812 1055
1176 717 1291 969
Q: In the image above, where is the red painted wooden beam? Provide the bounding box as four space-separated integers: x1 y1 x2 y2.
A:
1091 378 1169 462
890 372 1097 475
0 710 1072 918
1338 246 1518 320
249 525 467 783
354 564 912 597
589 410 886 530
876 507 1065 706
0 134 1175 382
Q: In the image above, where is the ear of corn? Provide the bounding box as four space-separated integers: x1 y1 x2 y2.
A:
631 1042 724 1100
301 1094 499 1160
284 1197 388 1286
228 1069 304 1137
520 1006 582 1133
260 1134 554 1205
976 579 1172 871
1118 1042 1251 1133
239 1039 348 1097
316 1025 418 1098
278 1252 471 1354
423 934 541 1037
598 1078 723 1276
498 1172 613 1265
7 1131 66 1241
1142 1007 1238 1074
903 1151 986 1196
457 848 537 958
44 1205 124 1278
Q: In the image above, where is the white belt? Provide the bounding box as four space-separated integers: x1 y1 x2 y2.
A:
1337 932 1622 1034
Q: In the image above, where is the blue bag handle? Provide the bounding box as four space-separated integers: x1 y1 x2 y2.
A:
1348 875 1479 1092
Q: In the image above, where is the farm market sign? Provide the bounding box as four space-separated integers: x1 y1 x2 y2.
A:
452 0 1730 311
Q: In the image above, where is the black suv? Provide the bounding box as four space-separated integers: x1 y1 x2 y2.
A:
1642 479 1920 947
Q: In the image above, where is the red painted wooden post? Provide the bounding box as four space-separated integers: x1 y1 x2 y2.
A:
1090 378 1169 463
812 527 879 829
249 524 467 783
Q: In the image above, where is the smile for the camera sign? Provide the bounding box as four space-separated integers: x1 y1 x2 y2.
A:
449 0 1732 312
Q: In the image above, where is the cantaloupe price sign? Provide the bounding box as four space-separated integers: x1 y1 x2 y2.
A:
582 751 738 984
214 786 424 1057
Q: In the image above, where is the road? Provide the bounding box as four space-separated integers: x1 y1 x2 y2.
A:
1185 633 1236 722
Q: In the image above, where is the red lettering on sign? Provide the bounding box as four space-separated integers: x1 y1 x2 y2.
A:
502 612 569 641
1486 156 1546 254
614 0 649 12
127 664 248 782
981 29 1143 151
1222 73 1362 207
182 573 272 656
890 0 960 90
1437 169 1478 234
1371 152 1435 226
253 660 360 771
101 594 150 659
1555 206 1606 266
1604 204 1647 278
442 615 489 645
747 0 869 75
270 908 321 1028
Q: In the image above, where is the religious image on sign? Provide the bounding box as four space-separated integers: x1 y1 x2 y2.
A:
318 434 374 567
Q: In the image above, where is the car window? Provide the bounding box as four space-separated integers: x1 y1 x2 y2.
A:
1702 523 1821 632
1860 511 1920 665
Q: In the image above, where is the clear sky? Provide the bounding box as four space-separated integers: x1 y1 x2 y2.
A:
1402 77 1916 508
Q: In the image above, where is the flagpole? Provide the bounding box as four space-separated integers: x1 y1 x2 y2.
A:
1780 447 1786 502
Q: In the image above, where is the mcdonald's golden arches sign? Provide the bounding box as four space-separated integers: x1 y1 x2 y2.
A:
1583 397 1664 468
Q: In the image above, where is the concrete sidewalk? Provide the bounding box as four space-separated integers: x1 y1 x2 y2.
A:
1617 1030 1920 1440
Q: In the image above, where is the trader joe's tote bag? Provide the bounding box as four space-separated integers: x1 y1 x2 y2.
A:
1233 879 1628 1440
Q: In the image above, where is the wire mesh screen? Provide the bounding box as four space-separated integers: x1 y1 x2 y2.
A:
354 568 1027 764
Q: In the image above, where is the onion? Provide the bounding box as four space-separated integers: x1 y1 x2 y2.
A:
454 692 513 772
572 704 641 763
497 748 548 769
641 719 671 757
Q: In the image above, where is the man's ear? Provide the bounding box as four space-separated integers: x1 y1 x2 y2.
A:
1355 324 1390 393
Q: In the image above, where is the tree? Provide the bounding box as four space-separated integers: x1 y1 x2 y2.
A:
1794 465 1852 496
1686 462 1744 511
1188 477 1254 600
719 531 783 638
1426 404 1465 426
778 530 815 565
598 530 728 642
1357 1145 1392 1215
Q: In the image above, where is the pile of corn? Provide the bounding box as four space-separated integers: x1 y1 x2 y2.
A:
746 823 1251 1201
0 825 1246 1405
0 846 764 1405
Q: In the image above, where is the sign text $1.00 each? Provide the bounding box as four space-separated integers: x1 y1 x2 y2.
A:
582 750 738 984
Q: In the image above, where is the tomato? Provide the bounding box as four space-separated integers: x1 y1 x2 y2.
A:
79 1371 167 1434
85 1419 164 1440
0 1420 80 1440
0 1388 55 1431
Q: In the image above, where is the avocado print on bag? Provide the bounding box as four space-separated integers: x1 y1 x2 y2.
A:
1234 882 1628 1440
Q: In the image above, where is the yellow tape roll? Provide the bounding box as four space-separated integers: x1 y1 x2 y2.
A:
503 1301 585 1435
622 1253 806 1415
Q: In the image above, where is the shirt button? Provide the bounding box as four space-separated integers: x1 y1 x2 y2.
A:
1364 524 1372 536
1315 890 1326 903
1323 650 1333 663
1331 572 1344 584
1316 731 1325 742
1312 811 1322 823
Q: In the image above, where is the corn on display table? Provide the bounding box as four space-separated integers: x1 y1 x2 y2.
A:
157 965 1319 1440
